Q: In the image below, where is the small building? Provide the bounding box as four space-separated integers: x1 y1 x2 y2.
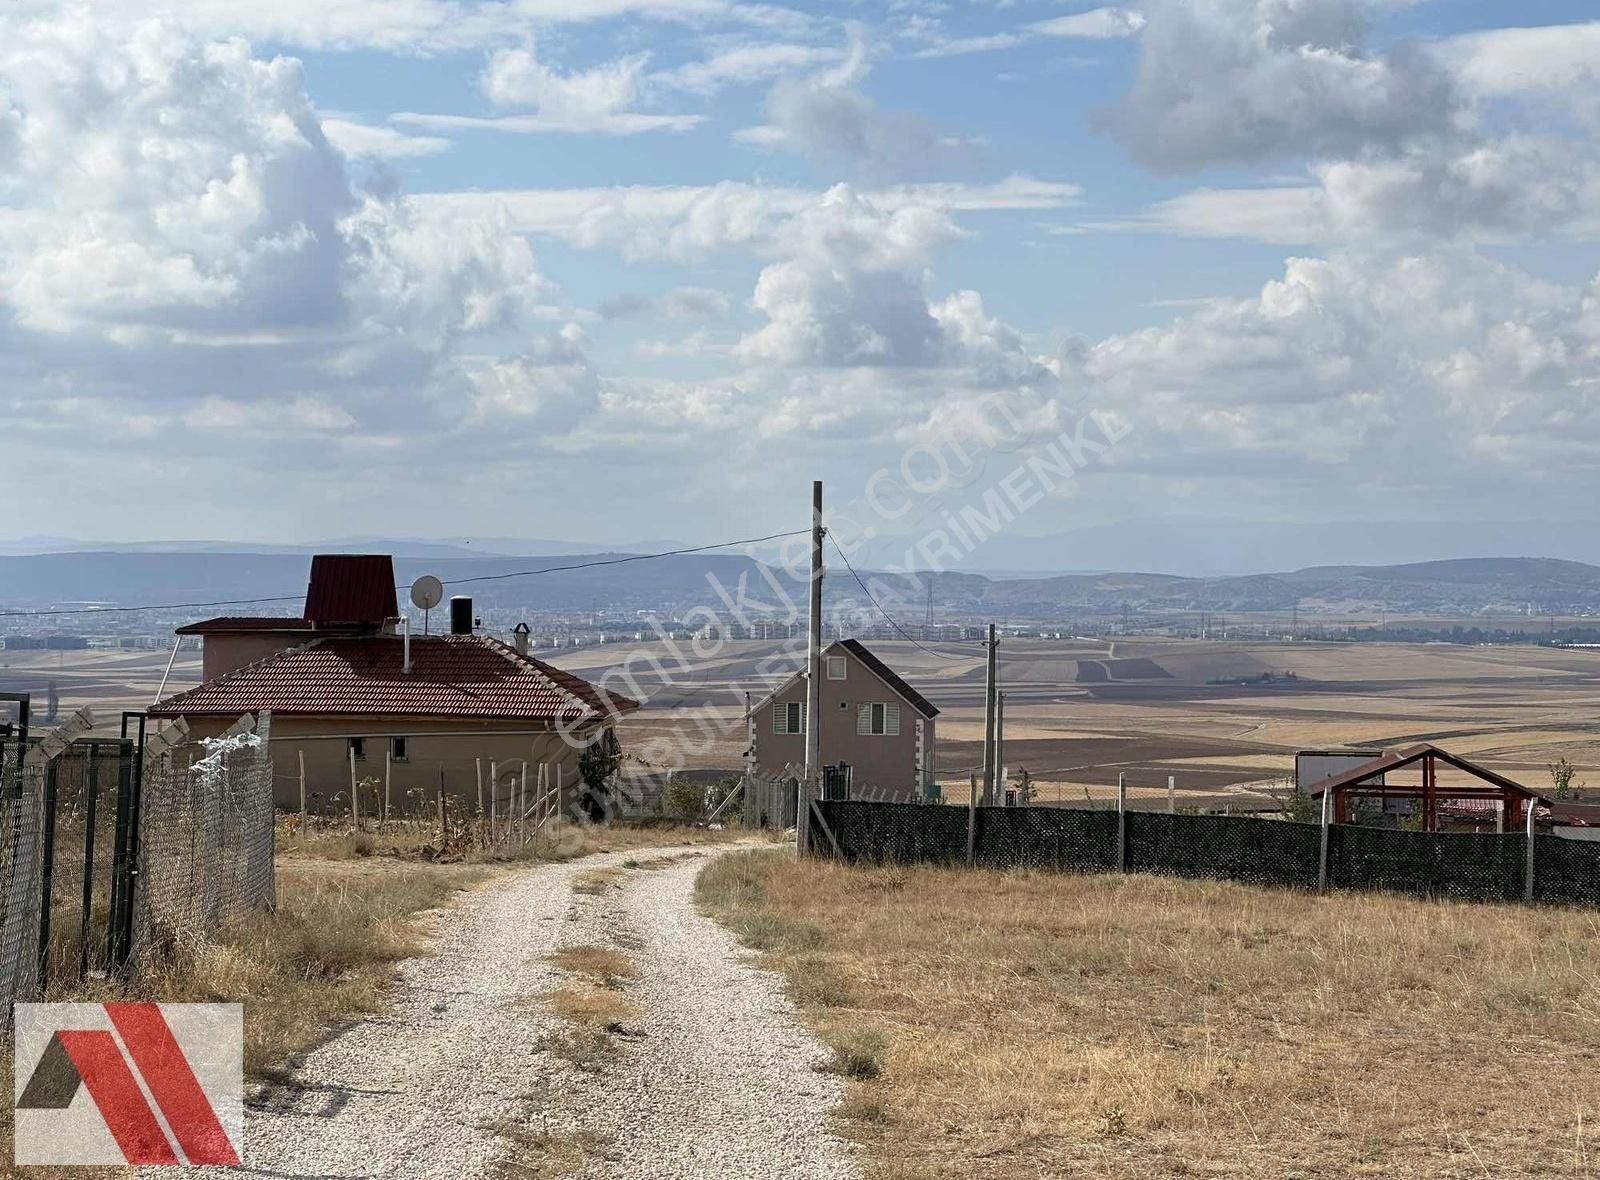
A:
1307 743 1552 831
747 639 938 801
151 555 637 815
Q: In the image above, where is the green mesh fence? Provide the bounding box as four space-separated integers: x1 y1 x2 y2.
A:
1533 835 1600 906
1127 812 1320 888
973 807 1119 873
1326 825 1524 902
814 801 1600 909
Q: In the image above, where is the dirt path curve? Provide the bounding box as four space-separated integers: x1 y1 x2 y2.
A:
544 853 859 1180
169 844 855 1180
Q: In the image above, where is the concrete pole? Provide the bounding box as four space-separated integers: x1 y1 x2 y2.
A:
801 479 824 855
966 771 978 867
476 757 484 817
1167 774 1176 815
490 759 499 843
981 623 998 806
1318 786 1331 892
298 749 307 830
384 750 392 826
1525 797 1537 903
349 746 359 828
995 690 1006 805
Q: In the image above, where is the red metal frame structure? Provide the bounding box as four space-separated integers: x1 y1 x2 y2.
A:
1308 743 1551 831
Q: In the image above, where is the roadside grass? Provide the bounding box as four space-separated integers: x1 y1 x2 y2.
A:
571 866 626 895
278 815 752 864
697 850 1600 1179
549 945 639 987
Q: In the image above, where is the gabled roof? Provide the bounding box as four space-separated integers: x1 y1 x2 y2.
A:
174 617 316 635
1307 743 1551 804
747 638 939 719
303 554 398 627
149 634 638 724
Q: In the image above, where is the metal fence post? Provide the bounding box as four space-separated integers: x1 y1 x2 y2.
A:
966 771 977 868
1116 772 1127 871
1525 801 1536 904
1318 786 1331 893
36 759 58 991
1167 774 1175 815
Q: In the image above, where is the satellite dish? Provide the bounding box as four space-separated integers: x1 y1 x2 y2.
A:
410 576 444 611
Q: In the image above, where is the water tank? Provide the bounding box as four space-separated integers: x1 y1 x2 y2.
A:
450 596 474 636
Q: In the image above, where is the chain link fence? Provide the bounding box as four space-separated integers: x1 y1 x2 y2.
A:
0 722 46 1015
815 800 1600 907
135 712 276 963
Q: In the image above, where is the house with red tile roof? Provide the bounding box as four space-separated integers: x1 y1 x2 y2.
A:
153 556 637 817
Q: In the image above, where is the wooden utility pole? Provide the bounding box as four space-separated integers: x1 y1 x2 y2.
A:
981 623 998 806
801 479 824 855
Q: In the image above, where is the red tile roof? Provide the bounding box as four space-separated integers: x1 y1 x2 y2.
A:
175 617 316 635
303 554 398 627
150 635 639 724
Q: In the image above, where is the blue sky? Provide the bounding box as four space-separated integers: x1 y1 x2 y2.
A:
3 1 1600 568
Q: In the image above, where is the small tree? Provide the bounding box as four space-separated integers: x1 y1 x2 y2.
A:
1549 756 1583 800
663 776 706 822
578 739 623 823
1273 775 1316 823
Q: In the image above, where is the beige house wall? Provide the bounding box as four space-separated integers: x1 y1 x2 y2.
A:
198 633 311 681
171 714 603 817
749 648 934 801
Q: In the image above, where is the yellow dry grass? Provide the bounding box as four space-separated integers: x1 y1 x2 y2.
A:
549 945 640 987
700 850 1600 1179
546 982 642 1030
571 866 626 895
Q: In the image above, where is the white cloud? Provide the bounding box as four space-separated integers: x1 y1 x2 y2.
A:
394 43 703 136
1031 7 1145 40
321 117 451 159
655 41 843 93
1100 0 1458 172
740 27 977 180
599 286 732 320
1436 21 1600 101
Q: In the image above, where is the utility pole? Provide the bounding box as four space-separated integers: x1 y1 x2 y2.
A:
801 480 824 854
981 622 998 806
995 690 1006 805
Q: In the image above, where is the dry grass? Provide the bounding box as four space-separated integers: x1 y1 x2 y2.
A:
2 856 490 1177
550 945 640 987
547 981 642 1030
699 850 1600 1179
571 866 626 895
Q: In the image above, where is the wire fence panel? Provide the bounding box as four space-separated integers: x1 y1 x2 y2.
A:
0 737 45 1015
1533 835 1600 906
136 713 276 962
1327 825 1524 902
1128 812 1320 889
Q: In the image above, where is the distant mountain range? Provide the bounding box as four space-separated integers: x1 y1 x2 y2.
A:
3 550 1600 624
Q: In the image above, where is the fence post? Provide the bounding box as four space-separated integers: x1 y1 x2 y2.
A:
384 750 392 826
1167 774 1175 815
490 759 498 845
298 749 307 830
1116 772 1127 871
476 758 484 819
1318 786 1331 893
437 763 447 843
1525 800 1536 904
966 772 977 868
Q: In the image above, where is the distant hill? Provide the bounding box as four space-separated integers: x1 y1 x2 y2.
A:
3 552 1598 623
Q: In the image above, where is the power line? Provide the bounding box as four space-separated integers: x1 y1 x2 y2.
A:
0 530 812 619
827 535 985 658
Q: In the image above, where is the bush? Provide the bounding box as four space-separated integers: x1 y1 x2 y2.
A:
663 778 706 822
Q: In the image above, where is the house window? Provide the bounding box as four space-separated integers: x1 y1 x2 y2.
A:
827 656 847 680
349 737 367 761
392 736 408 762
857 701 900 736
773 700 807 735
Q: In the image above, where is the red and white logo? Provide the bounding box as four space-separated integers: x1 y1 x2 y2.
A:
13 1003 243 1166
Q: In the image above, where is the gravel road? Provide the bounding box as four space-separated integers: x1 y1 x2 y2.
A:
171 845 857 1180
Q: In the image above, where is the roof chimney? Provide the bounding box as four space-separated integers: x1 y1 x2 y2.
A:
450 596 474 636
512 622 531 656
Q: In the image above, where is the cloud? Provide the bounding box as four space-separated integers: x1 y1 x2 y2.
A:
739 28 978 180
1099 0 1458 172
1085 251 1600 494
1031 7 1145 40
321 117 452 159
655 41 844 93
1435 21 1600 102
394 43 703 136
598 286 731 320
0 14 579 459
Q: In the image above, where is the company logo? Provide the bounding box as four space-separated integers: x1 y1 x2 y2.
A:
14 1003 242 1166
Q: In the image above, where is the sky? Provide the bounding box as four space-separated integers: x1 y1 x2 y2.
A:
3 1 1600 559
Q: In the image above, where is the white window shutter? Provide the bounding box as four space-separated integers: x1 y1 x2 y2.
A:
773 706 785 734
885 701 900 736
857 703 872 736
799 702 807 734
